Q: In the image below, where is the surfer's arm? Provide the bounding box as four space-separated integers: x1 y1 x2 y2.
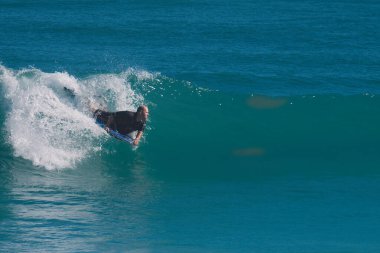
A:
133 131 143 146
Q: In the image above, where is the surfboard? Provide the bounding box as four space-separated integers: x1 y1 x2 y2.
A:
95 118 134 144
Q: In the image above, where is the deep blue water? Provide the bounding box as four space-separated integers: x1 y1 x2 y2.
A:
1 0 380 252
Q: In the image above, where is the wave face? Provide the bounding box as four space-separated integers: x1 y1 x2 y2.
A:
146 88 380 181
1 65 379 176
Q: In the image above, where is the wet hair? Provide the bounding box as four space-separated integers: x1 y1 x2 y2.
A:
136 105 147 122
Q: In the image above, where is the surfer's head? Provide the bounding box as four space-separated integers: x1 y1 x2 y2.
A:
136 105 149 122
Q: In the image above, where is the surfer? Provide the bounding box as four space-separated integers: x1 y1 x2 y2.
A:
63 87 148 145
93 105 149 146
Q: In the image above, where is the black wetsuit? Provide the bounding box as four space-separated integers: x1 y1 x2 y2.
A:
94 110 145 135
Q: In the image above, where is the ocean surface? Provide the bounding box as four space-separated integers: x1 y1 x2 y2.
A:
1 0 380 252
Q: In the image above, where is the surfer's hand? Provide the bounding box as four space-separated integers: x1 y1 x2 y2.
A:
105 127 110 132
133 139 140 146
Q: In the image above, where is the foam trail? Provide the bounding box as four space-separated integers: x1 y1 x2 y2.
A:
0 65 145 170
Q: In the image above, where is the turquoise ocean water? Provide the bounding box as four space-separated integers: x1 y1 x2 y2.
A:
1 0 380 252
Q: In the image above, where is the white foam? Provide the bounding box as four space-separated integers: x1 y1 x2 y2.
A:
0 65 145 170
